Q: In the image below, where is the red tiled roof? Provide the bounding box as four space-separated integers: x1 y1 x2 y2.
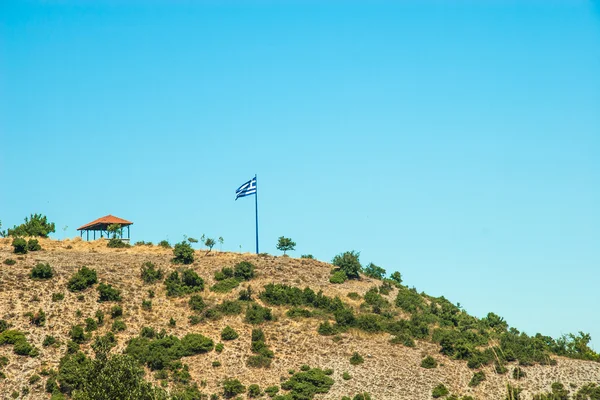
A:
77 215 133 230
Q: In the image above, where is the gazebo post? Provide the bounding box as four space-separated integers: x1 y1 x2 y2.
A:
94 230 96 240
127 226 130 239
86 230 89 241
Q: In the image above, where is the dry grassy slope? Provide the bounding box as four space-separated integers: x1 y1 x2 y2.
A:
0 238 598 400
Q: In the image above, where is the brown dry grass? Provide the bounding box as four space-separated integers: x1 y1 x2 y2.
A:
0 237 598 399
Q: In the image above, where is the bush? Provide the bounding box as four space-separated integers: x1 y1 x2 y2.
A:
264 386 279 397
513 367 526 380
221 326 239 341
421 355 437 369
7 214 55 237
98 283 122 302
12 238 27 254
112 319 127 332
3 258 16 266
390 271 403 285
332 251 362 279
30 263 53 280
432 384 449 398
107 238 130 248
215 342 224 353
353 393 372 400
248 328 274 368
222 378 245 398
343 371 351 380
245 303 273 324
211 278 240 293
173 241 194 264
234 261 256 281
469 371 486 387
248 384 261 398
363 263 386 280
67 267 98 292
141 262 164 283
347 292 361 300
27 239 42 251
281 368 334 399
181 333 214 355
85 318 97 332
395 287 425 313
165 270 204 297
111 305 123 318
286 308 312 318
329 270 347 284
142 299 152 310
301 254 314 259
188 295 206 312
27 309 46 326
349 352 364 365
158 240 171 249
43 335 56 347
69 325 86 343
318 321 338 336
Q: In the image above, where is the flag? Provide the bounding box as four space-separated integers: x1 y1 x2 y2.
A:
235 176 257 200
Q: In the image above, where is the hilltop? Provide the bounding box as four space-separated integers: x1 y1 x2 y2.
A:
0 237 599 400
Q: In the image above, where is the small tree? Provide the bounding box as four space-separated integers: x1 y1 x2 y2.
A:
276 236 296 255
218 237 224 251
12 238 28 254
187 237 198 244
332 251 362 280
204 238 216 253
7 214 55 238
107 224 122 239
173 241 195 264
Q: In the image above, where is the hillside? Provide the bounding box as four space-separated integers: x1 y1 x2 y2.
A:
0 237 599 400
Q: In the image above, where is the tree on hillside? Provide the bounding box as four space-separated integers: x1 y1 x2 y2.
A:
276 236 296 255
218 237 224 251
107 224 122 239
364 263 386 280
204 238 216 253
332 251 362 280
7 214 55 238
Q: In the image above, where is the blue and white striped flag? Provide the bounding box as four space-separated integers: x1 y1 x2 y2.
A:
235 176 257 200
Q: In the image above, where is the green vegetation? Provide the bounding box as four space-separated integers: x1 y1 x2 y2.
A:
172 241 195 264
432 384 449 398
107 238 130 248
245 303 273 324
141 261 164 283
533 382 570 400
210 278 240 293
26 309 46 326
279 367 334 399
204 237 216 252
300 254 314 259
276 236 296 255
0 330 38 356
421 355 437 369
247 328 274 368
12 238 27 254
363 263 386 280
349 352 364 365
469 371 486 387
329 270 347 284
188 295 205 312
67 267 98 292
3 258 16 265
52 292 65 302
248 384 261 398
165 269 204 297
97 283 122 302
222 378 245 398
7 214 55 237
27 238 42 251
158 240 171 249
221 326 239 341
332 250 362 280
30 263 53 280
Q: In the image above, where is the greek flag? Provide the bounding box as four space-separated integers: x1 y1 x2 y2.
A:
235 176 257 200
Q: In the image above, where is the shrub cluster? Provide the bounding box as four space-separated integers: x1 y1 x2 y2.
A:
107 238 130 248
222 378 245 398
67 267 98 292
12 238 27 254
30 263 53 280
26 309 46 326
97 283 122 302
27 239 42 251
363 263 386 280
165 269 204 297
331 250 362 280
141 262 164 284
221 326 239 341
247 328 274 368
245 303 273 325
172 241 195 264
0 330 38 356
125 332 214 371
211 262 255 292
7 214 55 238
421 355 437 369
280 367 334 399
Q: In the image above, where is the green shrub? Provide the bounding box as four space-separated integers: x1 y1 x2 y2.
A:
30 263 53 280
85 318 98 332
7 214 55 238
264 386 279 397
248 384 261 398
216 300 243 316
222 378 245 398
281 368 334 399
353 393 372 400
513 367 526 380
300 254 314 259
173 241 195 264
318 321 337 336
469 371 486 387
214 267 234 281
98 283 122 302
276 236 296 255
349 352 364 365
165 270 204 297
69 325 86 343
111 305 123 318
142 299 152 310
95 310 105 325
3 258 16 266
343 371 351 380
395 286 425 313
421 355 437 369
67 267 98 292
234 261 256 281
215 343 224 353
141 262 164 283
188 295 205 312
331 251 362 279
390 271 403 285
347 292 361 300
245 303 273 324
248 328 274 368
181 333 214 354
112 319 127 332
363 263 386 280
211 360 221 367
432 384 449 398
158 240 171 249
286 308 312 318
107 238 130 248
27 238 42 251
52 292 64 302
12 238 27 254
329 270 347 284
221 326 239 341
43 335 56 347
239 286 253 301
211 278 240 293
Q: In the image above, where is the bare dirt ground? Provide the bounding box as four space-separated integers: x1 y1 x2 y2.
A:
0 238 598 399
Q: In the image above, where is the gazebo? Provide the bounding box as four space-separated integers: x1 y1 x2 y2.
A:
77 215 133 241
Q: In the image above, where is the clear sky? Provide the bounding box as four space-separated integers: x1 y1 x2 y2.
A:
1 1 599 348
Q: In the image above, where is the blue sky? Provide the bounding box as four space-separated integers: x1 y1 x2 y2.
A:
1 1 599 348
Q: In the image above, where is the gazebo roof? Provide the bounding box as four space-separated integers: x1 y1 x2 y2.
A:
77 215 133 231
